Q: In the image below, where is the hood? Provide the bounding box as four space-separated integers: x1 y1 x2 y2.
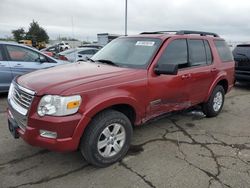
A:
17 62 143 96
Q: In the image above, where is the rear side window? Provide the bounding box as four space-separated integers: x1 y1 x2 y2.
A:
188 40 207 66
158 39 188 67
215 40 233 62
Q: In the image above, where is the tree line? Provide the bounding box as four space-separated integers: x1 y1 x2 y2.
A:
12 20 49 43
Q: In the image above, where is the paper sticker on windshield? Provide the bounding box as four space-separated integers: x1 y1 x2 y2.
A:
135 41 155 46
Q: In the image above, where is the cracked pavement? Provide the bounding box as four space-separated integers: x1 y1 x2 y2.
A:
0 83 250 188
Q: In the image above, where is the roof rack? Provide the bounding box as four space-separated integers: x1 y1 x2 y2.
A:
140 30 219 37
140 31 178 35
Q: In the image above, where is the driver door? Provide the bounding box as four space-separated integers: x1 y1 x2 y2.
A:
5 44 56 77
147 39 192 118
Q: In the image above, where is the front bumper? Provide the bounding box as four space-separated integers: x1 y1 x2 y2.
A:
7 101 91 152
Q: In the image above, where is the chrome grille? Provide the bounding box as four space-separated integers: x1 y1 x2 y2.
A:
8 83 35 116
13 87 33 109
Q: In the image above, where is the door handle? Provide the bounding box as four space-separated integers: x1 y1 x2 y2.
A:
211 68 217 72
14 64 23 67
181 74 191 79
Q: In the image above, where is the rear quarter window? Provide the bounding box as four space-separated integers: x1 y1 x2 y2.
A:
214 40 233 62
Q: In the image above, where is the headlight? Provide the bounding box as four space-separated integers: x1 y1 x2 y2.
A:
37 95 81 117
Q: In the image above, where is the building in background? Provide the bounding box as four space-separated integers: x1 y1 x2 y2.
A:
97 33 121 46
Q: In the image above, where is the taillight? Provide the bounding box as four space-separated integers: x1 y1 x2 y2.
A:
59 55 68 61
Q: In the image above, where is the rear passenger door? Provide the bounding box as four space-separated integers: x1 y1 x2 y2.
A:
187 39 216 104
0 44 13 92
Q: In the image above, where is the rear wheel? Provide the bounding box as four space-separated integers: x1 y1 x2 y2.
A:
80 109 133 167
202 85 225 117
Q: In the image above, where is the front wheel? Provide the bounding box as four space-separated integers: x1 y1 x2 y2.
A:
202 85 225 117
80 109 133 167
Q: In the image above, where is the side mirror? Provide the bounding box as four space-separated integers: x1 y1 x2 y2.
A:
39 55 47 63
154 64 178 75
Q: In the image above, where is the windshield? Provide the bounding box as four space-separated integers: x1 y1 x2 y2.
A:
91 37 162 68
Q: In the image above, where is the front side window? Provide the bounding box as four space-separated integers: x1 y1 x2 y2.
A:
215 40 233 62
158 39 188 68
91 37 162 68
188 39 207 66
6 45 40 62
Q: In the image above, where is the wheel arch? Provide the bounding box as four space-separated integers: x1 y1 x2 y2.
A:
83 97 141 125
205 75 229 102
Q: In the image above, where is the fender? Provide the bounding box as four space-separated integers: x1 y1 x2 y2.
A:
83 96 143 123
205 71 228 102
71 92 144 150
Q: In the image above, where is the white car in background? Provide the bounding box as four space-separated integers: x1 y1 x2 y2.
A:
58 41 71 51
58 47 99 62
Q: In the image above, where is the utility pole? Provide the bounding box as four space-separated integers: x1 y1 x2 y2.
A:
125 0 128 36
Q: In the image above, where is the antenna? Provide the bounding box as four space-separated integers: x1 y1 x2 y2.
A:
71 16 77 62
125 0 128 36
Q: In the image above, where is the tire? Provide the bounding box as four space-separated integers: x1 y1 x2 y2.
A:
80 109 133 167
202 85 225 117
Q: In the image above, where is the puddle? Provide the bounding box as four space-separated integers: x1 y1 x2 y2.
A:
127 145 144 156
185 123 195 127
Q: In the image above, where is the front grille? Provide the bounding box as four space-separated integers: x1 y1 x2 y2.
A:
12 86 33 110
8 83 35 116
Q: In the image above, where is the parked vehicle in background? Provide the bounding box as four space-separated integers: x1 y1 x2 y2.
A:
18 39 46 50
58 41 70 51
58 47 99 62
7 30 234 167
78 44 103 49
40 44 60 57
0 42 68 93
232 44 250 82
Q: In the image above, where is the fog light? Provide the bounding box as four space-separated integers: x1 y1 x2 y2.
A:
39 130 57 139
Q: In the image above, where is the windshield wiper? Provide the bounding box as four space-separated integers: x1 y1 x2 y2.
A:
85 57 95 62
96 59 118 66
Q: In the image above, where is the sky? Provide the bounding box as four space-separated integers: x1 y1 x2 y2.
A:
0 0 250 42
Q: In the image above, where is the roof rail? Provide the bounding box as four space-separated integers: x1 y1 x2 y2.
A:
176 30 219 37
140 30 219 37
140 31 178 35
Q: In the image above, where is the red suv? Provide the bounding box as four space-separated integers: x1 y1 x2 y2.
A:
7 30 235 167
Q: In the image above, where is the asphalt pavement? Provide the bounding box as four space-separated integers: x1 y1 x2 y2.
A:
0 83 250 188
